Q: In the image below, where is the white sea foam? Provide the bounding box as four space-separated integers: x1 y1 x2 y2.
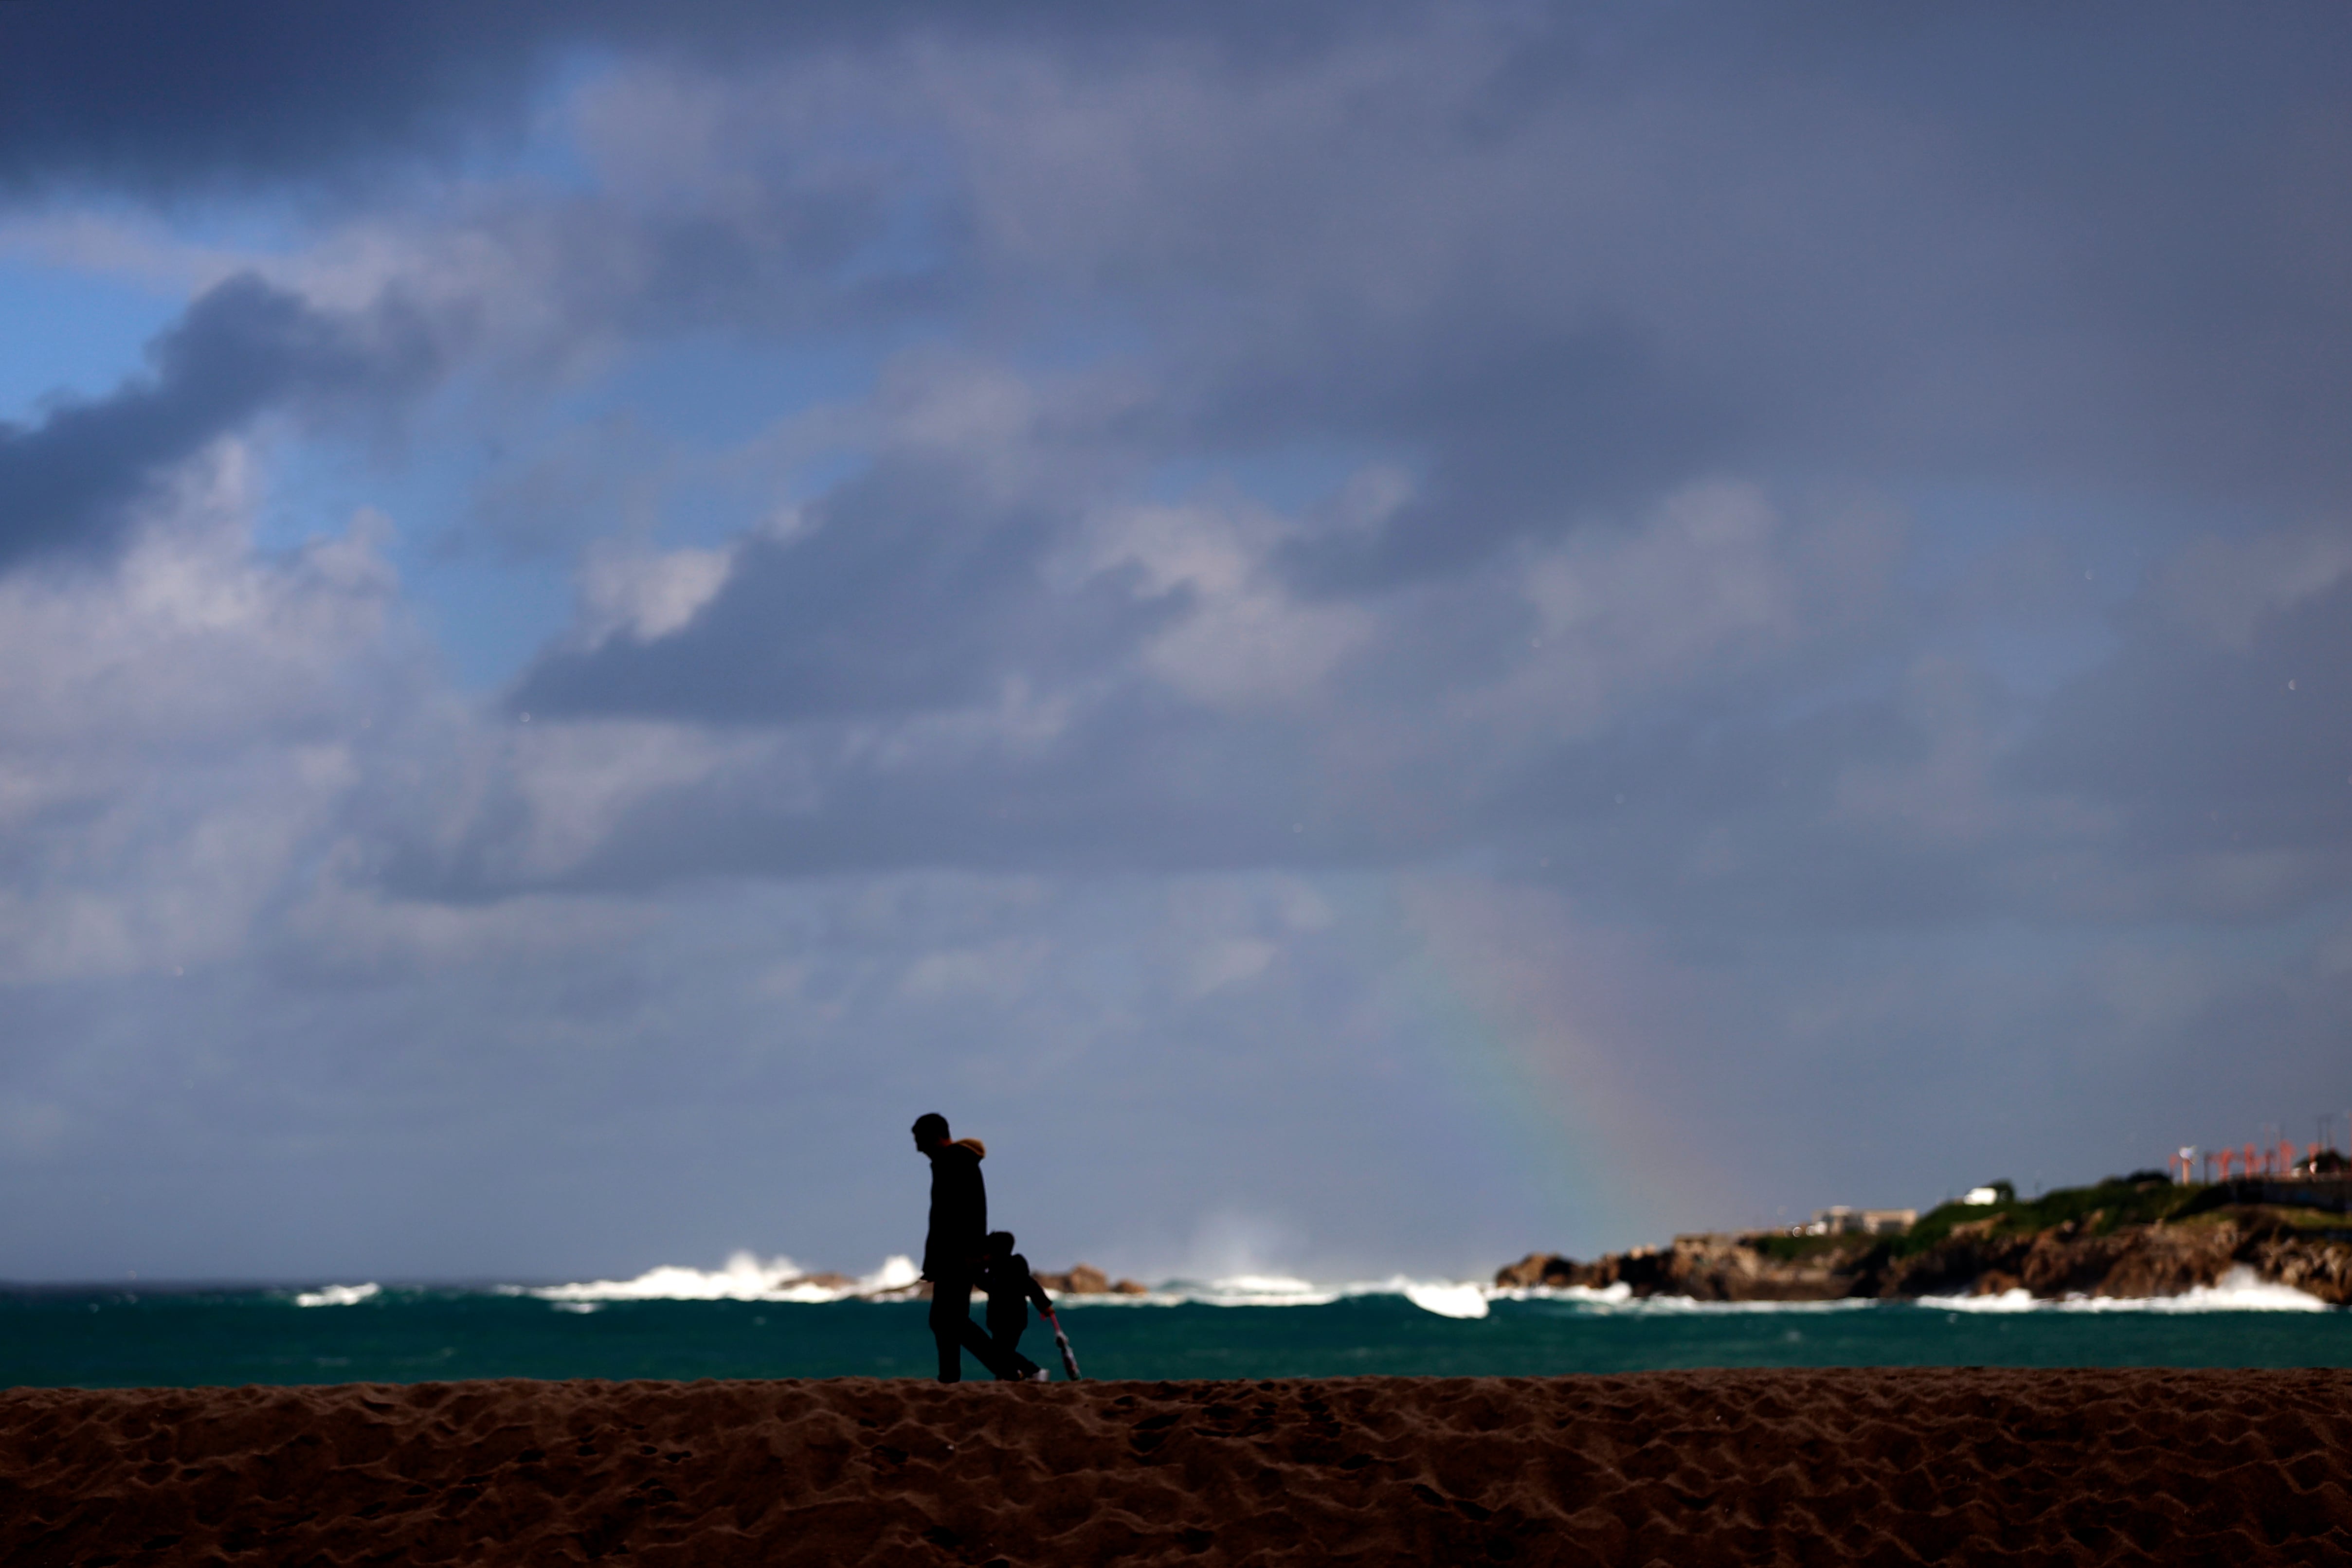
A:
1491 1281 1635 1307
858 1255 923 1295
1484 1264 2342 1315
512 1254 1530 1315
1071 1274 1502 1314
1202 1273 1333 1304
500 1256 2335 1316
1925 1266 2330 1314
1490 1283 1877 1314
1402 1281 1490 1319
533 1252 800 1302
1118 1274 1340 1307
527 1251 925 1304
1927 1288 2054 1315
1505 1287 1840 1315
293 1283 380 1308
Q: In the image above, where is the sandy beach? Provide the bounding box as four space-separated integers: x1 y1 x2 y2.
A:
3 1369 2347 1564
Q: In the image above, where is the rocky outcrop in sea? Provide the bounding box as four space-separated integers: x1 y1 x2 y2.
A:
867 1262 1151 1302
1031 1264 1151 1297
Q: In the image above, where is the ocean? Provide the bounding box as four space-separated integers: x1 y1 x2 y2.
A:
5 1260 2347 1388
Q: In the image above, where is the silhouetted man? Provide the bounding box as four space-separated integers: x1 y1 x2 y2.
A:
912 1112 1014 1382
979 1230 1056 1382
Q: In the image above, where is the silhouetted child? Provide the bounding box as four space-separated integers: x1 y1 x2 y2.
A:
979 1230 1056 1382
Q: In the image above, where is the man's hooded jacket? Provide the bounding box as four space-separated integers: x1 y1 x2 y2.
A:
922 1137 988 1281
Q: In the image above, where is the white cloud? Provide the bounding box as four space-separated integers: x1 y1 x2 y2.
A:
1156 875 1336 999
900 936 1053 1004
281 871 653 984
577 542 736 644
0 460 397 750
1467 481 1889 743
1186 937 1277 996
1083 498 1373 709
2156 526 2352 650
500 719 787 879
0 451 418 981
1522 480 1797 653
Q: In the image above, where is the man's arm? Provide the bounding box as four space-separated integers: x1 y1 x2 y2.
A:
948 1150 987 1267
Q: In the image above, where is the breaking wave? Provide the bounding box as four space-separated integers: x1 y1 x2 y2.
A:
292 1283 382 1308
506 1259 1506 1317
1494 1285 1881 1314
1492 1267 2332 1314
497 1258 2335 1317
1016 1274 1498 1317
1922 1266 2331 1314
522 1252 922 1304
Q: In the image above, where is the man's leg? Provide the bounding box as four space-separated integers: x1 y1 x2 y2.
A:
933 1276 1019 1380
929 1275 975 1382
958 1313 1020 1378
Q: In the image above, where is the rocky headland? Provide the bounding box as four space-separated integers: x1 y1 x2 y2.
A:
1498 1176 2352 1306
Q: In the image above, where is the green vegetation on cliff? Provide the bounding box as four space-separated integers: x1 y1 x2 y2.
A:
1502 1171 2352 1302
1744 1177 2210 1265
1746 1231 1879 1264
1891 1175 2220 1257
1742 1175 2349 1269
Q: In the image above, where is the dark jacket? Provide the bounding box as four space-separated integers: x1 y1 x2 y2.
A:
921 1138 988 1281
980 1250 1054 1326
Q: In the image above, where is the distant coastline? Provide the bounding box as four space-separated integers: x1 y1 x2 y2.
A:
1499 1174 2352 1306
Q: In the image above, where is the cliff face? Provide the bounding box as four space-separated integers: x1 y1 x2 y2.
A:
1495 1233 1879 1303
1498 1207 2352 1306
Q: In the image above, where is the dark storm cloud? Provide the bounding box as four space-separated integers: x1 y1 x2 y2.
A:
0 273 439 571
320 0 2333 943
1128 13 2352 582
511 453 1158 724
0 0 1389 195
1177 7 2352 588
454 485 1842 897
436 3 2352 598
1272 327 1730 591
11 4 2352 1285
0 0 551 193
1470 529 2352 936
511 699 1385 895
16 4 2346 569
2004 547 2352 919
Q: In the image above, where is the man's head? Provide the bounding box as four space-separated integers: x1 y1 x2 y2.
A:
911 1112 950 1152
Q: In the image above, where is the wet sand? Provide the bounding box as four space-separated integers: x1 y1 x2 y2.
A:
4 1369 2347 1564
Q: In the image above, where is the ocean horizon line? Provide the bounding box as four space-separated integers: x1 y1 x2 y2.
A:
6 1264 2339 1317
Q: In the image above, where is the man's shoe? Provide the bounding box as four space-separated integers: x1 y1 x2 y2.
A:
1028 1368 1051 1383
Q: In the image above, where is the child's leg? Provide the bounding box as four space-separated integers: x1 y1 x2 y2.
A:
987 1311 1041 1379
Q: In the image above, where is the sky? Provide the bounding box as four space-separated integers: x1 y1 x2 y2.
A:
2 1 2350 1286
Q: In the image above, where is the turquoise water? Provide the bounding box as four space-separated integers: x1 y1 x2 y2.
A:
4 1287 2348 1388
